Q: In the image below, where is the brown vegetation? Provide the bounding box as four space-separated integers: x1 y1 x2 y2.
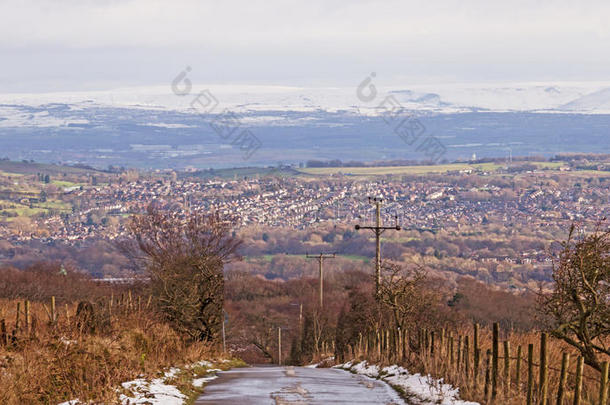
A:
123 207 241 342
0 292 215 404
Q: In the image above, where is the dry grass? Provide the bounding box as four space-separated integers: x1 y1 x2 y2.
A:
0 297 218 404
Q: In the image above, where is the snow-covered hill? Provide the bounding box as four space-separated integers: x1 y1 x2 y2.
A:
558 87 610 112
2 81 610 129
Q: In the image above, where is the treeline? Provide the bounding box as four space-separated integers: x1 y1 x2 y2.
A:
222 265 539 365
0 262 122 302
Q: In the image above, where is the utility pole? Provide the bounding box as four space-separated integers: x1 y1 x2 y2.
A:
222 320 226 353
278 327 282 365
354 197 401 299
306 252 336 308
299 303 303 329
221 310 227 354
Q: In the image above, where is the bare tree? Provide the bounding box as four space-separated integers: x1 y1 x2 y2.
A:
124 206 241 342
539 222 610 371
378 261 429 331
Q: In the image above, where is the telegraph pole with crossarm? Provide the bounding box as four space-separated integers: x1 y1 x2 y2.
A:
305 252 336 309
354 197 401 299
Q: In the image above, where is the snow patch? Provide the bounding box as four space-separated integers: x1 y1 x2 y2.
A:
339 361 479 405
192 375 218 388
119 374 186 405
59 359 224 405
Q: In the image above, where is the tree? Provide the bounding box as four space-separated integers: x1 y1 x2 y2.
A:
334 284 379 361
124 206 241 342
378 261 429 331
539 222 610 371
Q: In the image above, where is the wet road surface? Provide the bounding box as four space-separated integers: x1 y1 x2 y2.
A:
195 365 405 404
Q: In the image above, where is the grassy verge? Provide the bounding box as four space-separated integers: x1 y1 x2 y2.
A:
0 297 235 404
168 358 247 405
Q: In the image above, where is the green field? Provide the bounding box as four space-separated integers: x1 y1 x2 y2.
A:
297 161 563 176
51 180 83 188
0 198 71 219
186 166 300 180
0 170 24 177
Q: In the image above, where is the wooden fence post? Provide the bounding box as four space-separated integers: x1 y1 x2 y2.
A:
449 334 455 366
527 343 534 405
573 356 584 405
0 319 7 346
15 302 20 331
474 323 480 380
24 300 30 334
386 329 390 360
599 361 609 405
464 335 470 377
422 329 430 357
446 331 451 360
485 349 492 403
540 332 548 405
385 330 389 359
492 322 499 400
51 296 56 324
556 353 569 405
504 340 511 397
473 348 481 392
457 335 463 372
516 345 522 391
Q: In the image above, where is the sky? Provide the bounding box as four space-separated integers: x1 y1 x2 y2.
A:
1 0 609 93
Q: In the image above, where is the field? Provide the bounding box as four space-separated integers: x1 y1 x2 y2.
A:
0 161 101 221
297 161 564 176
186 166 300 180
178 161 573 180
0 198 72 219
0 160 103 176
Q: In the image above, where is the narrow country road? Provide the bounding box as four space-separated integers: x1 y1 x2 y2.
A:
195 365 405 404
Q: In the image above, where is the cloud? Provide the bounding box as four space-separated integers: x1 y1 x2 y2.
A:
2 0 608 48
0 0 608 91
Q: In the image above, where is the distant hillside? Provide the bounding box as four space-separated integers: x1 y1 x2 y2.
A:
0 159 104 176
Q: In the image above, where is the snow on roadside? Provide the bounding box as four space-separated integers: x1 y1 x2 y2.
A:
192 376 218 388
335 361 479 405
59 360 224 405
304 356 335 368
120 375 185 405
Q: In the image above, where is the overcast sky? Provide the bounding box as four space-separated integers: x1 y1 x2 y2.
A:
1 0 609 93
